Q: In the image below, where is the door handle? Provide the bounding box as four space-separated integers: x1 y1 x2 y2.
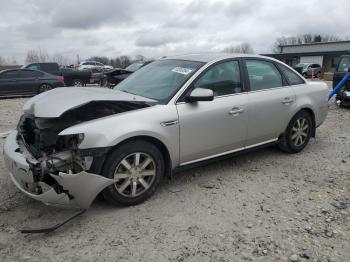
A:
281 98 294 104
228 107 244 116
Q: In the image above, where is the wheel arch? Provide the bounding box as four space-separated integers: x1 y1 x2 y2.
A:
103 135 173 178
299 107 316 137
37 83 53 93
285 107 316 138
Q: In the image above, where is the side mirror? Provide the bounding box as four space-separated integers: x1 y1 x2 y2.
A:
186 88 214 102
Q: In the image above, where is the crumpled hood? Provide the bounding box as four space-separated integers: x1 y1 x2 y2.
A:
23 87 156 118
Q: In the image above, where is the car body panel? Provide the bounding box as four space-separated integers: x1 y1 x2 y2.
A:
177 93 248 164
291 81 329 127
3 53 329 209
245 86 296 145
59 104 180 167
23 86 156 118
4 131 115 209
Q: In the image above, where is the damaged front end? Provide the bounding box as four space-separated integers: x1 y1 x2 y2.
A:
4 100 151 209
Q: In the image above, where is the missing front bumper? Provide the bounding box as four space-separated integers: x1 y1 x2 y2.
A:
4 131 115 209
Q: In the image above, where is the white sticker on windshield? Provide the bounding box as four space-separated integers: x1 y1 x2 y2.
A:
172 67 193 75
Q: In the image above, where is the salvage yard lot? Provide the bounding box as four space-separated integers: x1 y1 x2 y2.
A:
0 95 349 261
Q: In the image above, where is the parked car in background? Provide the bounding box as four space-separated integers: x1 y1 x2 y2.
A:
78 61 113 71
333 55 350 106
102 61 152 88
90 68 113 85
4 53 329 209
23 63 91 87
0 69 64 97
293 63 321 78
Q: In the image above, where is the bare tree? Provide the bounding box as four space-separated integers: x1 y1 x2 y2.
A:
25 49 40 64
135 54 146 62
10 56 17 65
223 42 254 54
25 49 51 64
51 53 72 65
119 56 131 68
0 56 5 65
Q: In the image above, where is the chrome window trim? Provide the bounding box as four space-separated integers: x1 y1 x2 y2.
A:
170 58 241 105
175 91 248 105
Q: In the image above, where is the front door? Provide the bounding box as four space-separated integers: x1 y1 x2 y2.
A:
177 60 248 165
0 70 20 96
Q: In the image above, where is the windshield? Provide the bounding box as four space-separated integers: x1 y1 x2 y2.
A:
125 63 143 72
115 59 204 103
338 57 350 72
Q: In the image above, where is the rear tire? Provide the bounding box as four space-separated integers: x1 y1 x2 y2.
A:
38 84 53 93
278 111 313 153
102 140 164 206
72 79 84 87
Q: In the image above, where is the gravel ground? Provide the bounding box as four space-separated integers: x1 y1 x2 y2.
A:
0 93 349 262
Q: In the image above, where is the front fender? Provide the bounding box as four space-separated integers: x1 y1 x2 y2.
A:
59 105 180 167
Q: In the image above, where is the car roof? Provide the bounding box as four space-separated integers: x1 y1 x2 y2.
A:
163 52 264 63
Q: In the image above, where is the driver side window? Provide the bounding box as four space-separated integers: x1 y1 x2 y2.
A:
194 60 242 96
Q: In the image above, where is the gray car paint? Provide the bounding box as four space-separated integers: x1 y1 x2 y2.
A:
3 53 329 209
23 86 156 118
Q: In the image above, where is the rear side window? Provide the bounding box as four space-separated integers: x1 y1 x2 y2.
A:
278 65 305 85
194 60 242 96
338 57 350 72
245 60 283 91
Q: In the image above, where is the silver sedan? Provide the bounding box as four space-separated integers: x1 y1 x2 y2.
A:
4 53 329 209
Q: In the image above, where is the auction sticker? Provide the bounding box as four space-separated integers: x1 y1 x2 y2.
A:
172 67 193 75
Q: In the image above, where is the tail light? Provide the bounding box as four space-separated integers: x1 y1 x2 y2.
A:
57 76 64 82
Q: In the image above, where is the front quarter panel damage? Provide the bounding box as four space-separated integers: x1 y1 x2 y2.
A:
50 172 115 209
4 130 115 209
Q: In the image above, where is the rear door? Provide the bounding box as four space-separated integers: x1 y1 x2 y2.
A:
244 59 296 146
17 70 42 94
0 70 21 95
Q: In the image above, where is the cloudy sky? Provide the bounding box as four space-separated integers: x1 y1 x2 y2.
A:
1 0 350 64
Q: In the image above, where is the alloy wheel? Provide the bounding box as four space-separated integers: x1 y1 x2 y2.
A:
39 84 52 93
291 117 309 147
114 152 156 197
73 80 83 87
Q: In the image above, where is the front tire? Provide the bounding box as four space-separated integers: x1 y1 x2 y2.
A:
102 140 164 206
278 111 312 153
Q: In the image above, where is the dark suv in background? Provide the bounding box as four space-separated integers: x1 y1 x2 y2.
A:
23 62 91 86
